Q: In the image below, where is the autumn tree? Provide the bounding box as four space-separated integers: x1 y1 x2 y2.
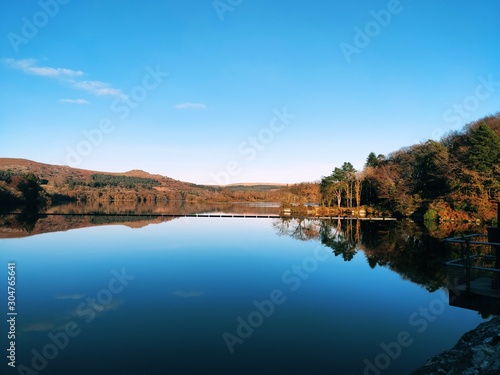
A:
354 171 364 208
324 114 500 219
341 162 356 208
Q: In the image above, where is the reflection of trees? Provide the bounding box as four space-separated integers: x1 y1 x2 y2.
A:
16 210 40 232
272 218 320 241
0 212 41 234
359 220 448 291
273 218 361 260
272 218 486 292
319 219 359 261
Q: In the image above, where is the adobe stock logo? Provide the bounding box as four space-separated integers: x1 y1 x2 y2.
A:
7 0 71 53
213 0 243 21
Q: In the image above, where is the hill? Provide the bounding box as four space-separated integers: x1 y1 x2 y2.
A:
0 159 320 210
0 158 189 188
0 158 216 203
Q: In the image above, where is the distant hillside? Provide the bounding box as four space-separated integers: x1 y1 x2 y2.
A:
0 159 319 209
0 158 189 188
222 184 286 192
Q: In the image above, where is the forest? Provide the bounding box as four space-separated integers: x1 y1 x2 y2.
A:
66 174 162 189
320 113 500 222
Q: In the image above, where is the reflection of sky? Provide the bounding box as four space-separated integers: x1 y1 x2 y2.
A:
0 218 484 375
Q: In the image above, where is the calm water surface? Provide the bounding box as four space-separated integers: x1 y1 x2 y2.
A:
0 209 487 375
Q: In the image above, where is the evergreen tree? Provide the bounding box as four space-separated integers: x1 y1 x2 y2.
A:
365 152 379 168
467 123 500 174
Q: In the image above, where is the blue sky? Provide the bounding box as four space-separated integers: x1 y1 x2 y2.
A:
1 0 499 184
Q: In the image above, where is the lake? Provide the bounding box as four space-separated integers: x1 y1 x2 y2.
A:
0 203 489 374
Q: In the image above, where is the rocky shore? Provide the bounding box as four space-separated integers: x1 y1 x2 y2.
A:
411 317 500 374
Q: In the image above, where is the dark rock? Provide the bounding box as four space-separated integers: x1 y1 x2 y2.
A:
491 334 500 346
411 317 500 375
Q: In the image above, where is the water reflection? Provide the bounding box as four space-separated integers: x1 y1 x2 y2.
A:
14 210 40 232
272 217 500 318
1 213 489 374
273 217 489 293
0 201 280 238
272 217 321 241
319 219 359 261
2 211 493 313
46 200 281 215
2 212 488 298
0 213 176 238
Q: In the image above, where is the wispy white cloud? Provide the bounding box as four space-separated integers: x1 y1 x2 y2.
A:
58 98 90 105
72 80 126 98
2 58 125 99
3 58 83 77
174 102 207 110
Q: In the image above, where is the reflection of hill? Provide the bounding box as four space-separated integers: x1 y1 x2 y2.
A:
273 218 488 292
0 214 176 239
47 200 281 215
0 201 281 238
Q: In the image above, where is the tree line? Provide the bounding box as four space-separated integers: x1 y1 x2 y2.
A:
66 174 161 190
320 114 500 221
